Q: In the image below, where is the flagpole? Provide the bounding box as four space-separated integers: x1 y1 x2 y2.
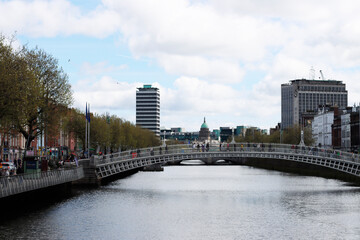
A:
88 103 90 157
85 102 88 158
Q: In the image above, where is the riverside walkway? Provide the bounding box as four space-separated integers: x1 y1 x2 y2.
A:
80 143 360 184
0 167 84 198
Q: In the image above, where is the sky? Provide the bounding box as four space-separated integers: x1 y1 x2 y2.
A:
1 0 360 132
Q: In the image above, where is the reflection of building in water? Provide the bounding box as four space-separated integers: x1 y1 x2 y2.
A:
199 117 210 142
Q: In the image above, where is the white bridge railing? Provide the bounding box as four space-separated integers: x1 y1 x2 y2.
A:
0 167 84 198
85 143 360 180
92 143 360 166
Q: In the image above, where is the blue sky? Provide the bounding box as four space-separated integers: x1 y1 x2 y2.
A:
2 0 360 131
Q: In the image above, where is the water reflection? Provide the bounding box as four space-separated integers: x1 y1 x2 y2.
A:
1 165 360 240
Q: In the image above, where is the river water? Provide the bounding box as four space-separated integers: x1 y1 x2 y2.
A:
1 165 360 240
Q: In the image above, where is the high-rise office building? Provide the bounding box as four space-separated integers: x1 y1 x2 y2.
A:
281 79 347 129
136 84 160 136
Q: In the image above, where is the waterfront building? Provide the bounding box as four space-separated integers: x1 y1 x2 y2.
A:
281 79 347 129
220 127 232 142
350 107 360 153
236 126 246 137
212 129 220 140
341 112 351 151
199 118 210 142
331 106 360 152
136 84 160 136
312 108 334 148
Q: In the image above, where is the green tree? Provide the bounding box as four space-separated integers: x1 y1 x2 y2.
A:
0 35 41 159
62 108 86 150
16 47 73 150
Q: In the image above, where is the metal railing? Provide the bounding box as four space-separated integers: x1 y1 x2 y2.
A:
0 167 84 198
91 143 360 166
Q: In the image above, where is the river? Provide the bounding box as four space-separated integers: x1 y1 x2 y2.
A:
1 165 360 239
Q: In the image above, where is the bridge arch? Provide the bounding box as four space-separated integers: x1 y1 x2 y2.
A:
80 143 360 185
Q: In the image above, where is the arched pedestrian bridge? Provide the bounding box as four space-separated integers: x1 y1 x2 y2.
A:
78 143 360 185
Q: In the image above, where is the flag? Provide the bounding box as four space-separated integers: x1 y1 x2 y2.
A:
85 102 88 121
85 103 91 123
88 103 90 123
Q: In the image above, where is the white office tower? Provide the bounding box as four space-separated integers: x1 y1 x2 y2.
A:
136 84 160 136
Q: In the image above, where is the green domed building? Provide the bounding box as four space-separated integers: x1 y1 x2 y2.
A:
199 117 210 142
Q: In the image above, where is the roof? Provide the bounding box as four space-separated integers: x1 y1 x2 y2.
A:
201 117 209 129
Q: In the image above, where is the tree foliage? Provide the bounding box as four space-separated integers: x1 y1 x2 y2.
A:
0 35 73 150
235 125 314 146
62 109 160 154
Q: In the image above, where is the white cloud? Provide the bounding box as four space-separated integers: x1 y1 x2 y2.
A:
80 61 127 76
4 0 360 130
0 0 121 37
73 76 140 123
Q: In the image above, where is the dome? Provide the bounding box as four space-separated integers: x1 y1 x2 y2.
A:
201 117 209 129
201 122 209 129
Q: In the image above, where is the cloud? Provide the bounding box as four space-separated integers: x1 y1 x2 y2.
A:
157 54 244 83
73 76 140 123
80 61 127 76
4 0 360 130
0 0 121 38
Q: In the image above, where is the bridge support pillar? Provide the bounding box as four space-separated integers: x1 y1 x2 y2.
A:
142 163 164 172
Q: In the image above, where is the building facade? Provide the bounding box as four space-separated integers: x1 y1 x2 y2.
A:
341 112 351 151
281 79 347 129
312 109 334 148
199 118 210 142
136 84 160 136
350 109 360 152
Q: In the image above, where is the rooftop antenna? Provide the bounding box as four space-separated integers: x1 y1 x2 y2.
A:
309 66 315 80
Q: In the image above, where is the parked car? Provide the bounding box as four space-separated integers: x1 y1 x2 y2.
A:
1 162 16 175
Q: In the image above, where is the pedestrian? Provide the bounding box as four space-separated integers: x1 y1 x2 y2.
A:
165 145 168 154
219 143 222 151
137 148 141 157
206 143 209 152
197 144 200 152
159 147 162 155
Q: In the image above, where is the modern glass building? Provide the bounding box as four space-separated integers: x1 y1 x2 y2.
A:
281 79 347 129
136 84 160 136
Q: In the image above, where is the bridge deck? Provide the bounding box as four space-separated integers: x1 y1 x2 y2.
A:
83 144 360 182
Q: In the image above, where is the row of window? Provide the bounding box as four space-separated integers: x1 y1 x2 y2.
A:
298 85 346 92
136 92 160 96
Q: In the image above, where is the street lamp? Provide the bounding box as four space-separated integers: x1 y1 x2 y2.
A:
231 127 235 144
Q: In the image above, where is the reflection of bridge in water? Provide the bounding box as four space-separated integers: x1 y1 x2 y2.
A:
80 143 360 185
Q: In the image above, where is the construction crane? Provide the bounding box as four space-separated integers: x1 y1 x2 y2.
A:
319 70 325 80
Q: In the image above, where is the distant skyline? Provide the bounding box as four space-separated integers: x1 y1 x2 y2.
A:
1 0 360 131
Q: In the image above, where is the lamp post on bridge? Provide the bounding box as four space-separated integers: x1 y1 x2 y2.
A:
162 130 166 147
231 127 236 144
